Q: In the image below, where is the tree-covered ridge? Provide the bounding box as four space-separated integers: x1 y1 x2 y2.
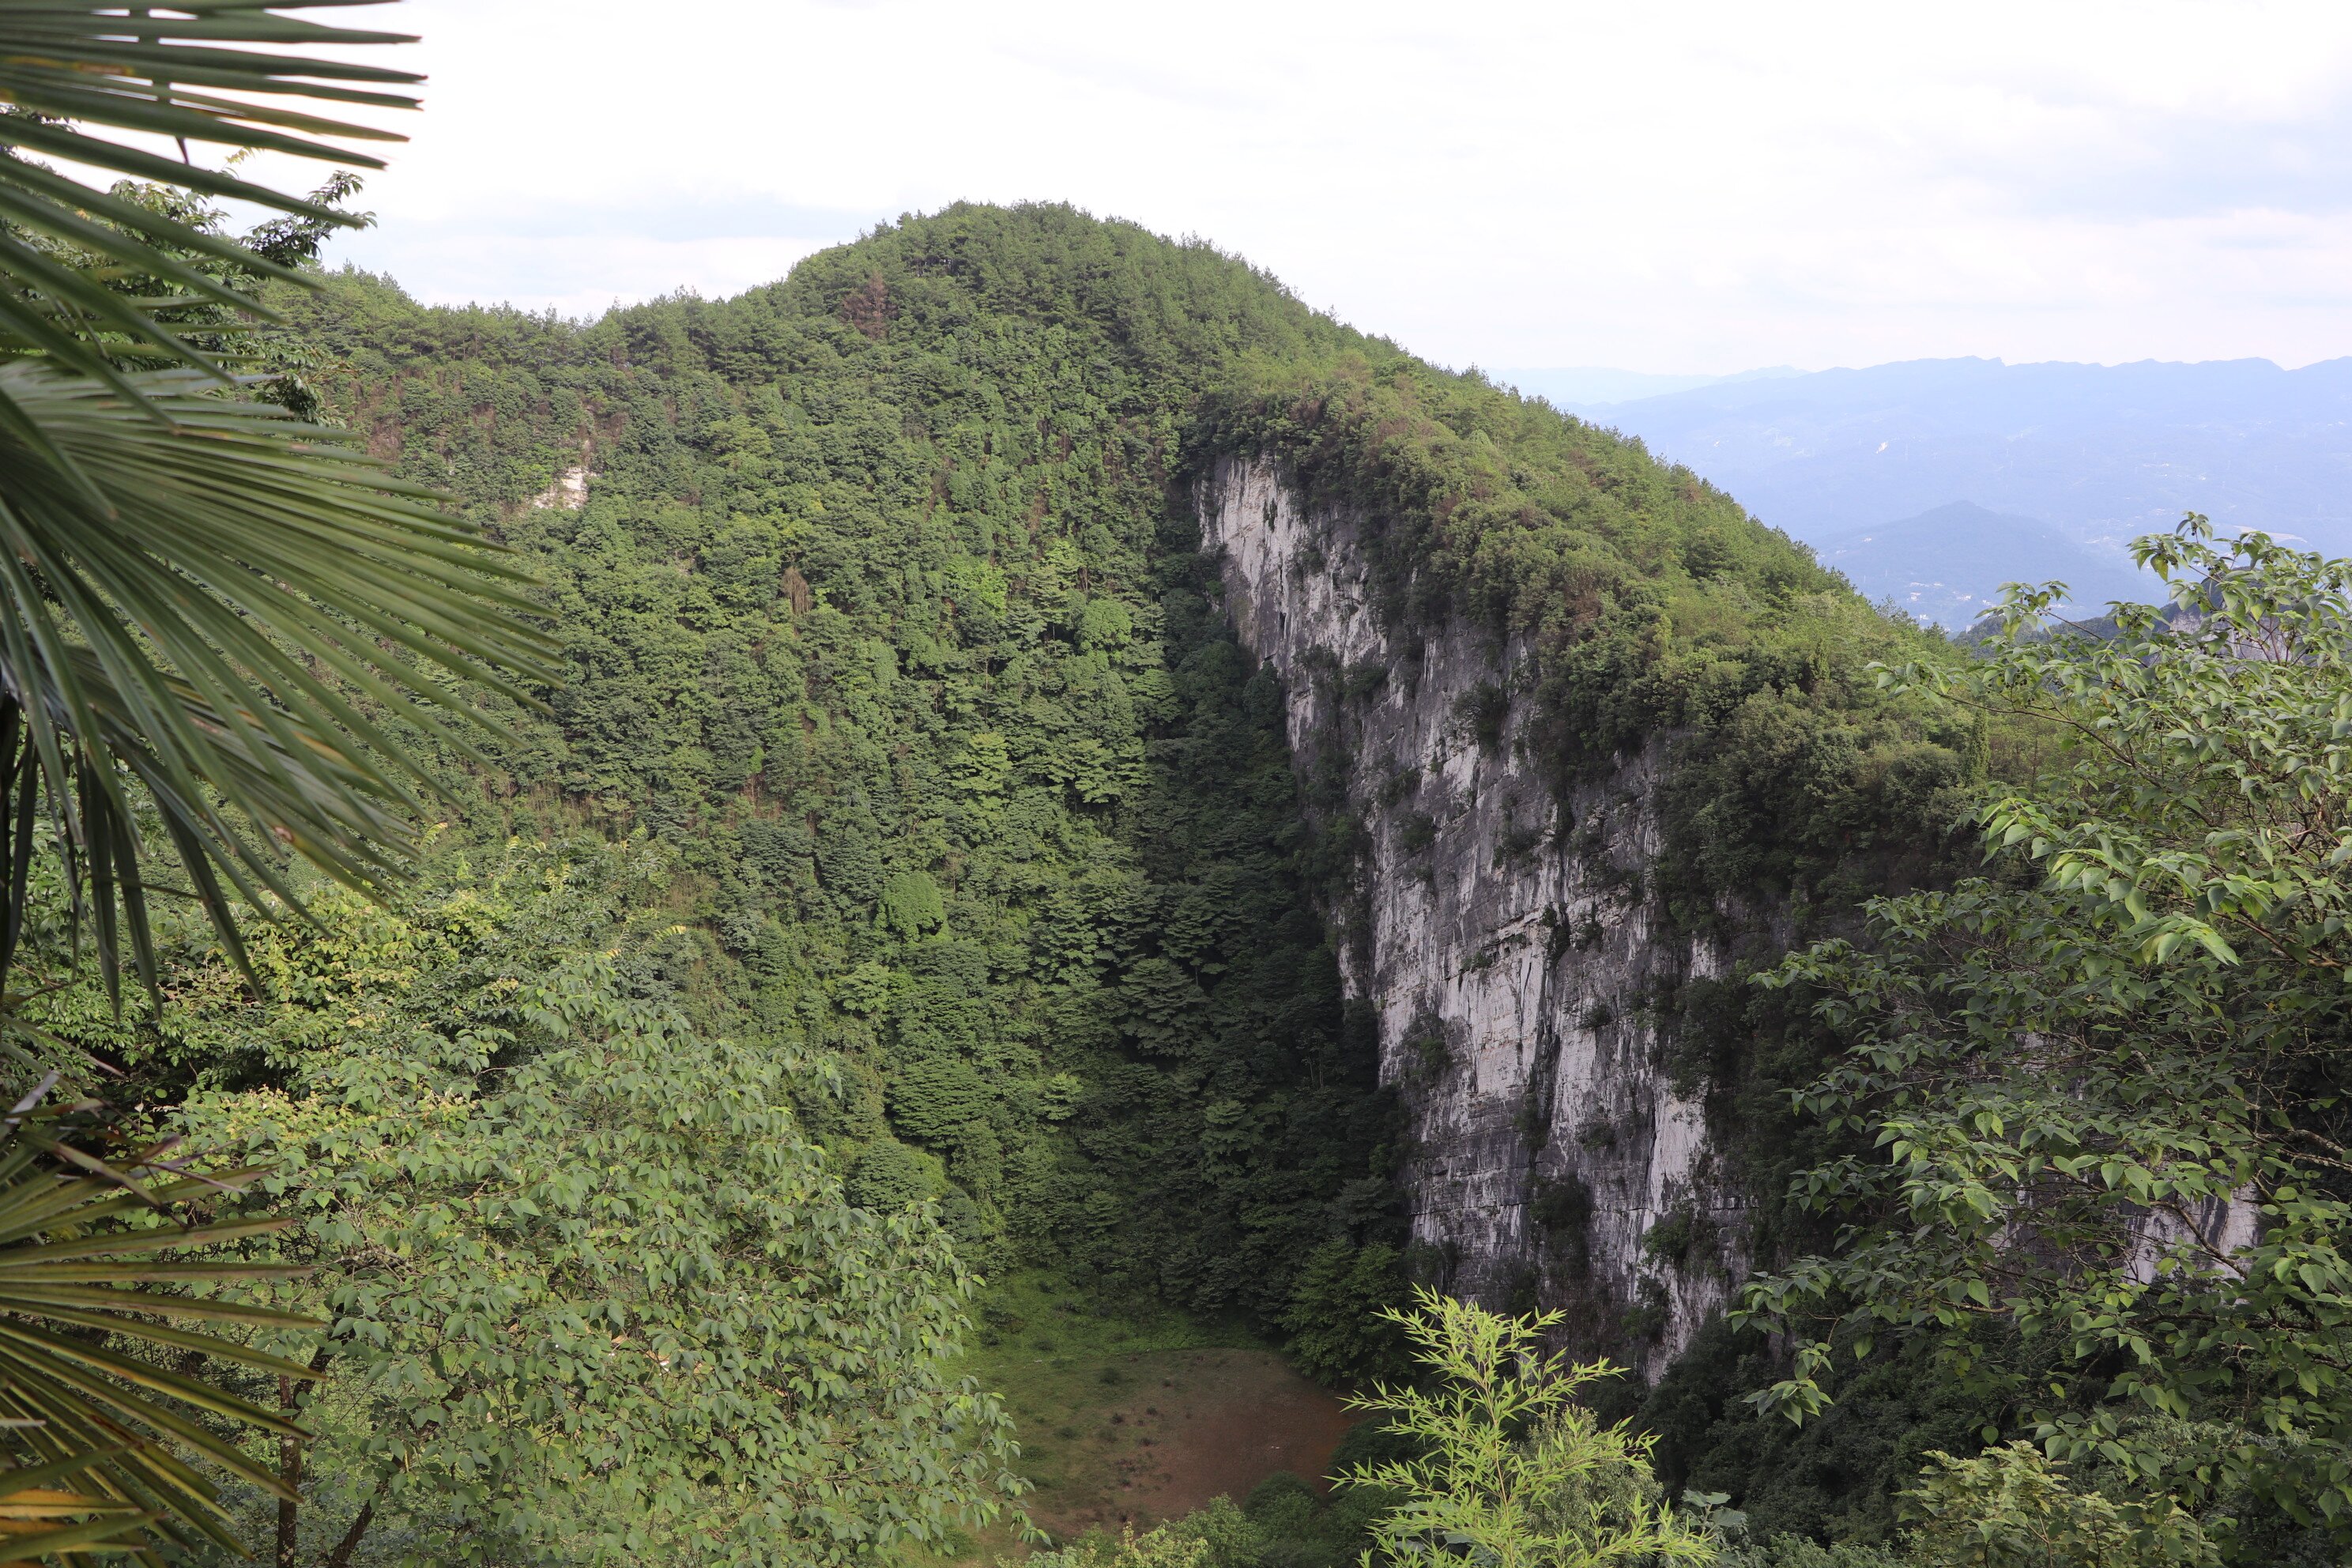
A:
282 200 1964 1348
13 0 2263 1547
0 194 2089 1559
285 205 1395 1332
1201 359 1975 927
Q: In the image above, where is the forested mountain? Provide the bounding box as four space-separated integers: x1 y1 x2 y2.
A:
277 212 1395 1324
249 204 1946 1341
51 201 2339 1562
111 201 1988 1551
0 0 2340 1555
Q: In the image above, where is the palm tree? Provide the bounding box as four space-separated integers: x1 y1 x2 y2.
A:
0 4 554 1558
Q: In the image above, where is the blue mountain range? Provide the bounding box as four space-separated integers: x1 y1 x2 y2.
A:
1498 356 2352 627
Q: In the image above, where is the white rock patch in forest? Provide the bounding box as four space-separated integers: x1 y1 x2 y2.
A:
530 464 593 510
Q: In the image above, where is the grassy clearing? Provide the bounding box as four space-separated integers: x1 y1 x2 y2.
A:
917 1272 1355 1562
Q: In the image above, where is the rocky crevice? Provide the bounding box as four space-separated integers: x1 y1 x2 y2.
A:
1197 454 1747 1374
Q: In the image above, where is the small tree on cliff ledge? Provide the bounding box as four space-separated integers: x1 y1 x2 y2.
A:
1340 1287 1717 1567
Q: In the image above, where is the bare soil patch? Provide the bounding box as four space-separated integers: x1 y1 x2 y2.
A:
1001 1347 1355 1539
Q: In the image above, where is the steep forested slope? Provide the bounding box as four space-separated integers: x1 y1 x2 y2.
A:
280 199 1966 1387
281 211 1404 1334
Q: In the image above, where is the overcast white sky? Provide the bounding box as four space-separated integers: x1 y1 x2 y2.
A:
288 0 2352 374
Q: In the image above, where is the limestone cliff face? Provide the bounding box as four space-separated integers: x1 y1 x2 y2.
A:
1197 455 1744 1374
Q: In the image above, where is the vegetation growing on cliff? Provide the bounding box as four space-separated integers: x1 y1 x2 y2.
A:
1729 524 2352 1557
260 202 1963 1364
1197 359 1976 929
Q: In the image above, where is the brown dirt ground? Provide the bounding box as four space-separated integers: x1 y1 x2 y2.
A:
1006 1347 1355 1539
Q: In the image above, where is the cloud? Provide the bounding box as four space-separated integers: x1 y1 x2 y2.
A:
287 0 2352 370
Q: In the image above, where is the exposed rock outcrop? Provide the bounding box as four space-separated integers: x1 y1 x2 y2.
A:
1197 455 1746 1374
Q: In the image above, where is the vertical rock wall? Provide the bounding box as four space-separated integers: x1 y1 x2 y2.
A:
1197 455 1746 1374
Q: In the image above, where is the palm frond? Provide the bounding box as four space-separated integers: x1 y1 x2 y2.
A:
0 11 505 1560
0 6 519 1014
0 364 561 1006
0 1098 326 1557
0 2 421 394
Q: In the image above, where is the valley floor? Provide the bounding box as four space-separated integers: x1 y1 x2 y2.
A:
933 1273 1356 1560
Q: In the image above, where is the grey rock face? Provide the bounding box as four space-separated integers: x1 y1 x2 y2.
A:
1197 455 1745 1374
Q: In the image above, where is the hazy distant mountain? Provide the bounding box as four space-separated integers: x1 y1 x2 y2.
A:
1817 501 2156 629
1577 356 2352 557
1492 364 1801 411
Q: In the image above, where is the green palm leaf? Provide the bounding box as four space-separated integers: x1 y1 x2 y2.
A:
0 1 420 398
0 364 560 1004
0 1094 329 1557
0 4 554 1007
0 8 557 1561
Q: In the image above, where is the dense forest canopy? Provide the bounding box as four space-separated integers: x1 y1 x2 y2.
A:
0 0 2331 1555
279 206 1400 1323
34 194 2324 1562
241 201 1960 1345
